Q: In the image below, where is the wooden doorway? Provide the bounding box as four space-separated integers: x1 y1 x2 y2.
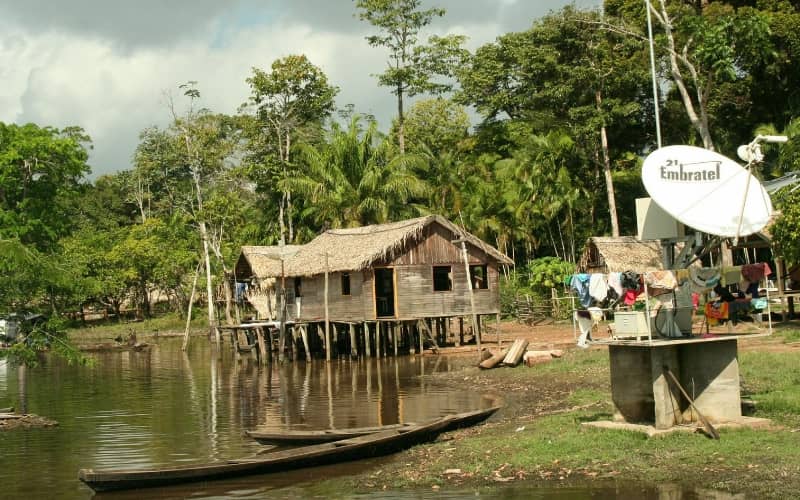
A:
374 268 395 318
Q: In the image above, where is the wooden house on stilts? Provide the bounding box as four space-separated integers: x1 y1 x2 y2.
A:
234 215 513 360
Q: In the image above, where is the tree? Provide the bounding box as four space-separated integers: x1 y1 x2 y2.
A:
0 123 91 251
605 0 774 152
457 7 649 239
0 122 91 366
287 116 428 229
243 55 339 243
355 0 466 154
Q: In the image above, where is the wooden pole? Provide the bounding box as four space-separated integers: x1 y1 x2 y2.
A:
460 240 481 362
349 323 357 359
182 260 201 352
364 321 372 357
392 322 398 357
256 327 267 366
300 325 310 361
278 256 286 364
324 252 331 362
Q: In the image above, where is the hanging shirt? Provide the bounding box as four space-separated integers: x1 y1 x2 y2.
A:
607 272 623 298
570 274 592 308
589 274 609 303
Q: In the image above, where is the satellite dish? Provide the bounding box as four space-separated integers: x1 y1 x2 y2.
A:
641 145 773 238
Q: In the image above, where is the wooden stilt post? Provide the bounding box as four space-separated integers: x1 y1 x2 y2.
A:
392 322 398 357
278 254 286 364
290 327 298 361
267 327 274 363
300 325 310 362
408 321 416 355
496 313 501 347
458 317 463 347
376 322 382 357
324 252 331 362
256 327 267 366
364 321 372 357
418 320 424 354
458 239 481 363
333 323 339 357
349 323 357 358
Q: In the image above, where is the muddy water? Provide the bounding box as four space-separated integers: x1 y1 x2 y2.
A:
0 338 494 498
0 339 732 500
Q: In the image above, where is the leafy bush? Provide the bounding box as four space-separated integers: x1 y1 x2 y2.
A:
499 257 575 318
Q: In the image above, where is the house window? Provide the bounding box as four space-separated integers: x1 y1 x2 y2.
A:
294 277 302 297
469 264 489 290
341 272 351 296
433 266 452 291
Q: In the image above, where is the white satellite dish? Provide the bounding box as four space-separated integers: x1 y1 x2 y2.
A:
641 145 773 238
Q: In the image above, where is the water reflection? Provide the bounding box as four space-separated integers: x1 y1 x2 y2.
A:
0 338 493 499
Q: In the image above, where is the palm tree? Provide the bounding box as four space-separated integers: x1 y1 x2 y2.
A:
286 117 429 231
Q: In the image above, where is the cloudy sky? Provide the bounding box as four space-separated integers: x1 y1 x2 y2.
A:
1 0 600 178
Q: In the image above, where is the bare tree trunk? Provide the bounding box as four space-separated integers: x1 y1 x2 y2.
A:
278 193 287 244
651 0 715 150
199 220 218 346
222 273 234 325
597 90 620 237
397 84 405 155
182 261 201 352
285 131 294 242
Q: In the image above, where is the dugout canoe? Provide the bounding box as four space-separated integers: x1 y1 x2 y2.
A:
78 408 498 492
245 406 499 446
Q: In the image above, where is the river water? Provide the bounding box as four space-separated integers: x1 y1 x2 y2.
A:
0 338 731 499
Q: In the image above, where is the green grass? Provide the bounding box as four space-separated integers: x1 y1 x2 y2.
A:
66 311 209 342
321 342 800 498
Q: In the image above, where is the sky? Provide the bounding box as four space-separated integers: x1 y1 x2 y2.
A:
0 0 600 178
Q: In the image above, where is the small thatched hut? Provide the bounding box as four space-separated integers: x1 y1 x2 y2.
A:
578 236 665 274
235 215 513 323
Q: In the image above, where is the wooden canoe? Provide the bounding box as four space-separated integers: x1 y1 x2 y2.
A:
245 406 500 446
0 407 14 413
79 413 459 492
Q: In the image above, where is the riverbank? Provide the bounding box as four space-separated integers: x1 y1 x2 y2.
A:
307 321 800 499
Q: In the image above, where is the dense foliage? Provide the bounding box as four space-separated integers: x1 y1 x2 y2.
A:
3 1 800 363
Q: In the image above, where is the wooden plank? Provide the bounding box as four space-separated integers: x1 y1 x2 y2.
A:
502 339 529 367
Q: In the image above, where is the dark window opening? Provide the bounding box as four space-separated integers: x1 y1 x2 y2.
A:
469 264 489 290
433 266 452 291
341 272 351 296
294 277 302 297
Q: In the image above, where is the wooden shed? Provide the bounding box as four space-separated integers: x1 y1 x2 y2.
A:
234 215 513 323
578 236 665 274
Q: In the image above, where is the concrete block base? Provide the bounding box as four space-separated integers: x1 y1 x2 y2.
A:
582 416 772 438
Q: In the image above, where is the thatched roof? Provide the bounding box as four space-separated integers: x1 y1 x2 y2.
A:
239 215 512 279
238 245 302 278
579 236 664 273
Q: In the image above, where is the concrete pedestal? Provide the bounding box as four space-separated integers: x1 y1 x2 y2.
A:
608 337 742 429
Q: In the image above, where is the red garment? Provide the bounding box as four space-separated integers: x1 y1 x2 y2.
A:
741 263 772 283
623 286 643 306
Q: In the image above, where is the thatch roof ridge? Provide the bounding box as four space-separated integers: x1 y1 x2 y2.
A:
239 215 512 278
580 236 664 273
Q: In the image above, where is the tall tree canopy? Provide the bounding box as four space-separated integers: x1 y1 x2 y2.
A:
355 0 466 154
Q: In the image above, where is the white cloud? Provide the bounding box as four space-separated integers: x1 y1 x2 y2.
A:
0 0 599 178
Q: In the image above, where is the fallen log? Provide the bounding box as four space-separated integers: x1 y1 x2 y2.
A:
479 349 508 369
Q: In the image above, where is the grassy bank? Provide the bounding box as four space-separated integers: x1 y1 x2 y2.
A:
312 328 800 498
65 312 209 342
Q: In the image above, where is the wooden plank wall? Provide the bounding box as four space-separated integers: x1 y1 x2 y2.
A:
290 222 504 322
294 270 376 322
395 264 499 318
